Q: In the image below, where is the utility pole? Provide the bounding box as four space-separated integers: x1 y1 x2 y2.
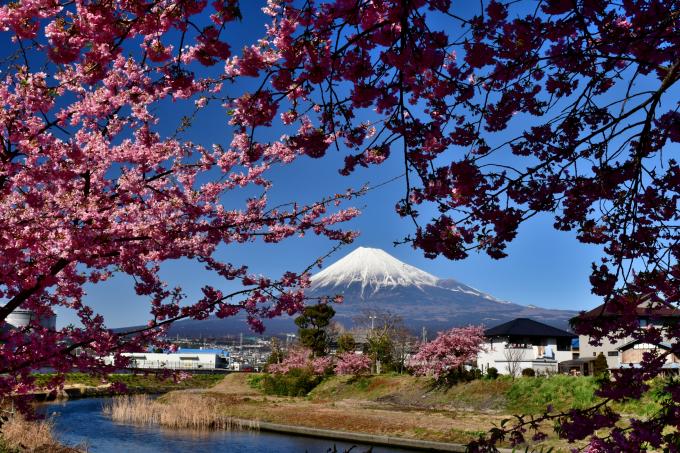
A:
369 314 377 331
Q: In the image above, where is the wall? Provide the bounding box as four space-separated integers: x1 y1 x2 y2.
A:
578 335 627 369
120 352 222 369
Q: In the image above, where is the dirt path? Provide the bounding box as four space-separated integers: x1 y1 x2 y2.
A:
209 373 261 396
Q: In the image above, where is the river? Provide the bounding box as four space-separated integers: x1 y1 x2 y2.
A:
40 398 418 453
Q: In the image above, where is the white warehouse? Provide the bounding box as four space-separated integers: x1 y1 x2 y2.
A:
115 348 230 370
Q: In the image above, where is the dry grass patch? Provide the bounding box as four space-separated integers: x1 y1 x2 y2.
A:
0 414 77 452
105 394 259 431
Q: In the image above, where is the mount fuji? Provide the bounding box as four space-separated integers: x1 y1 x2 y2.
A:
305 247 576 331
164 247 577 337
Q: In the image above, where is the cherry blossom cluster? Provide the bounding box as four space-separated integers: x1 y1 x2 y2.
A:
268 348 371 377
408 326 485 381
267 347 334 375
334 352 372 376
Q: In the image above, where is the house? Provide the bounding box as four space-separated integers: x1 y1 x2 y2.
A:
476 318 576 376
574 301 680 369
616 339 680 375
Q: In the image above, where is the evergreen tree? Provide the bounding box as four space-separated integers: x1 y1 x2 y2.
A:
295 303 335 357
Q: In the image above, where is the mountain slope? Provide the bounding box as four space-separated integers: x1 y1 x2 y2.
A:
161 247 577 337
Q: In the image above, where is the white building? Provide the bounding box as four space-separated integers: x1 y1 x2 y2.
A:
477 318 576 376
116 348 229 370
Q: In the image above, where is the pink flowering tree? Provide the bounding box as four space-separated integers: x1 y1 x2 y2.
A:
0 0 364 406
268 347 333 375
408 326 485 384
334 352 372 377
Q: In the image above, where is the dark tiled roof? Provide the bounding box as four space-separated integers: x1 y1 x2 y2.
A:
484 318 576 338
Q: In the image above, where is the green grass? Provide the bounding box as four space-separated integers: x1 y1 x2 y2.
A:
32 373 225 392
246 373 266 390
506 375 667 417
505 375 600 414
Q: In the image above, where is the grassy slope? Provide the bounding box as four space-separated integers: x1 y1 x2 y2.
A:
308 373 664 418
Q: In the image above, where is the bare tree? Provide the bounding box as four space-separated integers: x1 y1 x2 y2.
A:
504 347 526 379
352 308 417 373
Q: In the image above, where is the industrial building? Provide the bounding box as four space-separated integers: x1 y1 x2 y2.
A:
116 348 231 370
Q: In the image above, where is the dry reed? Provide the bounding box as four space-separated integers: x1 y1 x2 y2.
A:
104 394 259 431
1 414 59 451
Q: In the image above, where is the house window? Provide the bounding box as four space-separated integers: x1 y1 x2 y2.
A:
608 351 618 357
179 356 199 361
557 339 571 351
638 318 649 328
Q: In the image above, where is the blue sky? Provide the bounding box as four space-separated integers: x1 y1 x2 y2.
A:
34 2 606 328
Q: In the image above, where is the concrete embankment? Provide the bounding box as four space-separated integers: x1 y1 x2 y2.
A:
237 419 514 453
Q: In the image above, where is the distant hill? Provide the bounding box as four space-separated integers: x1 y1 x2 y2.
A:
157 247 577 338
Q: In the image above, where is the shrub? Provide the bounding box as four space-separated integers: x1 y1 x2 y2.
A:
469 368 483 380
522 368 536 377
487 367 499 379
260 368 323 396
592 352 609 378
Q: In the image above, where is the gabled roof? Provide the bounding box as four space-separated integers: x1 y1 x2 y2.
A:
616 339 672 351
484 318 576 338
577 301 680 320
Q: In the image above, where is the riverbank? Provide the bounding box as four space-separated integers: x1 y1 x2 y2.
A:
30 373 225 401
107 373 667 452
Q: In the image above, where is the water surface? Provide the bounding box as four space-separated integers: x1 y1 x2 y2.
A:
41 398 416 453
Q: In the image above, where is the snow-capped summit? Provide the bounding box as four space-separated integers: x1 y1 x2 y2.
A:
310 247 439 296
